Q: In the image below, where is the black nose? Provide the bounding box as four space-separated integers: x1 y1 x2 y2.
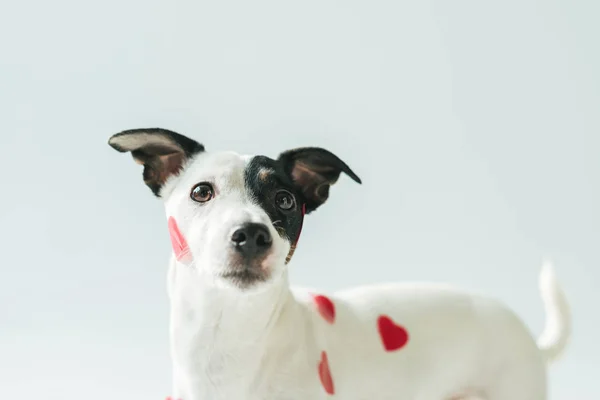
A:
231 223 272 257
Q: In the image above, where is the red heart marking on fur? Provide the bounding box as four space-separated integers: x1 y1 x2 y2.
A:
377 315 409 351
312 294 336 324
318 351 335 395
168 216 192 263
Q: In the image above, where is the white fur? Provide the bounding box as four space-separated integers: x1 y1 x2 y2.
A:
159 151 570 400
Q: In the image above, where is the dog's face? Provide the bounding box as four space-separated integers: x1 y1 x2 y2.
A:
109 129 361 290
160 150 307 288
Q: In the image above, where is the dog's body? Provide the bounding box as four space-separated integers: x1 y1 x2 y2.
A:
109 128 570 400
168 260 567 400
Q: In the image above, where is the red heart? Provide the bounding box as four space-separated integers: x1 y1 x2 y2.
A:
312 294 336 324
318 351 335 395
377 315 409 351
168 216 192 263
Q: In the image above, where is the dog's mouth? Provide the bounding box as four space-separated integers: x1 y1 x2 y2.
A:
220 267 269 288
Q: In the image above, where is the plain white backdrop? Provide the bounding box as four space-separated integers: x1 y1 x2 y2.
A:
1 0 598 399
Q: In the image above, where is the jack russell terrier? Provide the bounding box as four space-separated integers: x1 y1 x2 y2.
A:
108 128 570 400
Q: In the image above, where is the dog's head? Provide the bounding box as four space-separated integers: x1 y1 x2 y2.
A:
109 128 361 290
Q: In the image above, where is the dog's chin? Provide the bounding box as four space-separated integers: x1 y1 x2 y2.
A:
220 268 269 290
219 256 275 290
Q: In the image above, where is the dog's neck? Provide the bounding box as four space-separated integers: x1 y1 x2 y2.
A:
168 259 306 396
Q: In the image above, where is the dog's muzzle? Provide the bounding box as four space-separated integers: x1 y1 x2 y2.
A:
230 222 272 259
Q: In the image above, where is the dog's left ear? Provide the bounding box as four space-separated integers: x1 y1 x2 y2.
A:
278 147 361 214
108 128 204 197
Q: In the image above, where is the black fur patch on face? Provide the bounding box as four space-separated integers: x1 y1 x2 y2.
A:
244 156 305 245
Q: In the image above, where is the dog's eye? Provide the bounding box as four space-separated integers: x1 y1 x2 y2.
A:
190 183 214 203
275 190 295 211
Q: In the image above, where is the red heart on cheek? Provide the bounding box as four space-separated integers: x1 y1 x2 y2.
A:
377 315 409 352
318 351 335 395
168 216 192 263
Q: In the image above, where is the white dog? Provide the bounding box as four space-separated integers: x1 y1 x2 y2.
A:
109 128 570 400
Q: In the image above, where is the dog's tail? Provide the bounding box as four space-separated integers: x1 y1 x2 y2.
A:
536 261 571 363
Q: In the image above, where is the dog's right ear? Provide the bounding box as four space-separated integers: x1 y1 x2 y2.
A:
108 128 204 197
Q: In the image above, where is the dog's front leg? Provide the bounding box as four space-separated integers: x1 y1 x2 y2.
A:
167 261 195 400
170 364 190 400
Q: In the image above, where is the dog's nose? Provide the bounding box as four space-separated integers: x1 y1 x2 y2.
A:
231 223 272 256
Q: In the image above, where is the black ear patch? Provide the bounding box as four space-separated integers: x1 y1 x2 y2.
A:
277 147 361 214
108 128 204 196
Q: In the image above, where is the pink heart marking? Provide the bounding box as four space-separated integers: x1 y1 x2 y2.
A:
168 216 192 263
312 294 336 324
318 351 335 395
377 315 409 352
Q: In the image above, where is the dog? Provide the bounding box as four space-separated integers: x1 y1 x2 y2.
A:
108 128 570 400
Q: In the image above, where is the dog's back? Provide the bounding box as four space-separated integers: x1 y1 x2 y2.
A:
289 264 569 399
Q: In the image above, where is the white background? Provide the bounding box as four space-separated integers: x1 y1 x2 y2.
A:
1 0 598 398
